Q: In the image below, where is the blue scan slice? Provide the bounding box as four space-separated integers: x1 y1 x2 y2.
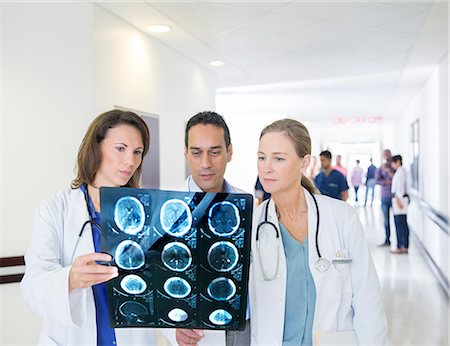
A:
161 242 192 272
114 196 145 235
207 277 236 301
163 277 192 298
119 301 148 321
208 201 240 237
168 308 189 322
207 241 239 272
209 309 233 326
115 240 145 270
120 274 147 294
160 199 192 237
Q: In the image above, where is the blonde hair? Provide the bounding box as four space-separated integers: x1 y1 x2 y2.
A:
260 118 318 195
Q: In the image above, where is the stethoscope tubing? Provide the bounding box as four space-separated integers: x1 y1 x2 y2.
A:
259 188 321 258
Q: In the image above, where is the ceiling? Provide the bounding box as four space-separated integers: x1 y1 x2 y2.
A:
98 1 448 121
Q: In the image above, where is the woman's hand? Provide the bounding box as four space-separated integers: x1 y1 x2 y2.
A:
396 197 404 209
176 329 204 346
69 253 118 293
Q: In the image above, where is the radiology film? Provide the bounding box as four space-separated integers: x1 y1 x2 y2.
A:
99 187 253 330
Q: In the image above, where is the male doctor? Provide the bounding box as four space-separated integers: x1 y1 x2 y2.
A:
161 111 250 346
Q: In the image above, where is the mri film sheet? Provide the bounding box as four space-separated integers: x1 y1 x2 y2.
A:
100 187 253 330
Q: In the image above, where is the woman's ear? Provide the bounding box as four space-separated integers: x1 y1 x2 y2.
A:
301 154 311 172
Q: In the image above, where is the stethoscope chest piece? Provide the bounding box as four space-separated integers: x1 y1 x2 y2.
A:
314 257 331 272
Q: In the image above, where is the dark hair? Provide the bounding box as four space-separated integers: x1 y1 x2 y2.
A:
320 150 332 160
391 155 403 165
356 159 360 164
260 118 318 195
71 109 150 189
185 111 231 148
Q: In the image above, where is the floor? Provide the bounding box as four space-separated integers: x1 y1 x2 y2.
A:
356 202 448 346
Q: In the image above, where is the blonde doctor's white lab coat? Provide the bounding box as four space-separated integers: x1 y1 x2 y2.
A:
21 187 156 345
249 188 387 345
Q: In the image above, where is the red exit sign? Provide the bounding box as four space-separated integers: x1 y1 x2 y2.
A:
332 116 384 125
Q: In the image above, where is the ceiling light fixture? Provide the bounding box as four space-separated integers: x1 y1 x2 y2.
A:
147 24 171 33
209 60 225 67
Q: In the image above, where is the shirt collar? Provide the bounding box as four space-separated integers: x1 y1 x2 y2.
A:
188 176 236 193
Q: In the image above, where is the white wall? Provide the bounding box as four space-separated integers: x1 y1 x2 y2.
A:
1 3 216 344
1 3 95 344
93 5 216 189
394 54 449 284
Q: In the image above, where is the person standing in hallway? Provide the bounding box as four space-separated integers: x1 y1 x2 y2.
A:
333 154 348 177
162 111 250 346
350 159 364 206
21 110 157 345
314 150 349 201
390 155 410 254
364 158 377 206
375 149 395 246
251 118 387 345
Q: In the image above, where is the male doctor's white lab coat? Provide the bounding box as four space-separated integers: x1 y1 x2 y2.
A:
21 187 156 345
249 188 387 345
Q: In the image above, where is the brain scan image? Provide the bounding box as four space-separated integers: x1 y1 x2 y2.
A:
168 308 189 322
160 199 192 237
207 277 237 301
208 309 232 326
208 201 240 237
161 242 192 272
163 277 192 299
115 240 145 270
114 196 145 235
119 301 148 322
207 241 239 272
120 274 147 295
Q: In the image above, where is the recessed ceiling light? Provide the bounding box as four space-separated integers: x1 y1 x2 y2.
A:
147 24 171 33
209 60 225 67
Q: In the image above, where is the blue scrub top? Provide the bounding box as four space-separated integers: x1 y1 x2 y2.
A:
314 169 349 200
279 223 316 346
81 185 116 346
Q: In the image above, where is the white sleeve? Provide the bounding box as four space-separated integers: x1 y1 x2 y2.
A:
20 202 88 328
347 212 387 344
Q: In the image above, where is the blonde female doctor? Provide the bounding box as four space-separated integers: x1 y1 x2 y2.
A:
250 119 387 345
21 110 156 345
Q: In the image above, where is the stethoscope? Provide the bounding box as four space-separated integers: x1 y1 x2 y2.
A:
256 188 332 281
70 184 102 263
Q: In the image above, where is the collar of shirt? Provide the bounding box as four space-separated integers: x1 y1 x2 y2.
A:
187 176 236 193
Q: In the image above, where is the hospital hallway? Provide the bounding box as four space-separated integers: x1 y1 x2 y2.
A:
356 204 449 345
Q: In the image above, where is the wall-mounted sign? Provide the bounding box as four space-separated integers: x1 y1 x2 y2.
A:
332 116 383 125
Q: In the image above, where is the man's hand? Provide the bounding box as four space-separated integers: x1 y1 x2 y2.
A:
176 329 204 346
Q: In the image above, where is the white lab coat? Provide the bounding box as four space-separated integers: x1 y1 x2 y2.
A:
21 187 157 345
160 176 245 346
391 166 409 215
249 188 387 345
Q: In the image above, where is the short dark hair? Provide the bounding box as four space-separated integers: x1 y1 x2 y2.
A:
392 155 403 165
320 150 332 160
185 111 231 148
71 109 150 189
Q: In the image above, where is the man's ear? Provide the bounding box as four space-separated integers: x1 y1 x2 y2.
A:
227 144 233 162
184 146 188 160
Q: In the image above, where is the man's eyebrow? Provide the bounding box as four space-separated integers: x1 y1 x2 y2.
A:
189 145 223 150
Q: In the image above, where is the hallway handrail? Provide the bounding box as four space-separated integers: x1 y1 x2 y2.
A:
410 190 449 235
